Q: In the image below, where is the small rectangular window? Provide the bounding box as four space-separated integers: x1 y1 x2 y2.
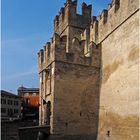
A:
16 101 19 105
14 101 19 106
32 93 36 96
1 108 6 113
1 99 6 104
14 109 18 114
8 100 10 105
8 100 13 105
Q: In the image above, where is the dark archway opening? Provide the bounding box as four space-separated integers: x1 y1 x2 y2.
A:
46 101 51 125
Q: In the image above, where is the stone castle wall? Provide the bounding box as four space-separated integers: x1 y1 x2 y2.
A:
38 0 139 139
96 0 139 139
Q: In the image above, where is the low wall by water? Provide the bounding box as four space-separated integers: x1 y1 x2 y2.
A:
18 125 50 140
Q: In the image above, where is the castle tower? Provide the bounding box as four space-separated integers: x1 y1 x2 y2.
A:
54 0 92 52
38 0 100 139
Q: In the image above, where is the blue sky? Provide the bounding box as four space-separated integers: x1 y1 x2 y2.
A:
2 0 111 94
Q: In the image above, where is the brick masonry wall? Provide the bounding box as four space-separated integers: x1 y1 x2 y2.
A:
97 5 139 140
52 61 100 136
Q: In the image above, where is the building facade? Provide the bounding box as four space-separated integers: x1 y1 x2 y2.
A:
38 0 139 140
1 90 21 120
18 86 39 119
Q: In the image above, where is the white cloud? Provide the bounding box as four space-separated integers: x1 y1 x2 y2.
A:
3 65 38 80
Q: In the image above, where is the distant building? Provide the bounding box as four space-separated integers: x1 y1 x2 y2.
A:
17 86 39 119
1 90 21 120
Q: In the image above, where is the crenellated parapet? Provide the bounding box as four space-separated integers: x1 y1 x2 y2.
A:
91 0 139 43
38 31 101 73
82 2 92 18
112 0 120 11
97 9 108 42
53 0 93 53
54 0 77 34
38 49 44 71
53 0 91 37
38 0 139 72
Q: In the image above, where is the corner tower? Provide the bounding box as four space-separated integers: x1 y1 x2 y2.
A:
54 0 92 52
38 0 100 139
